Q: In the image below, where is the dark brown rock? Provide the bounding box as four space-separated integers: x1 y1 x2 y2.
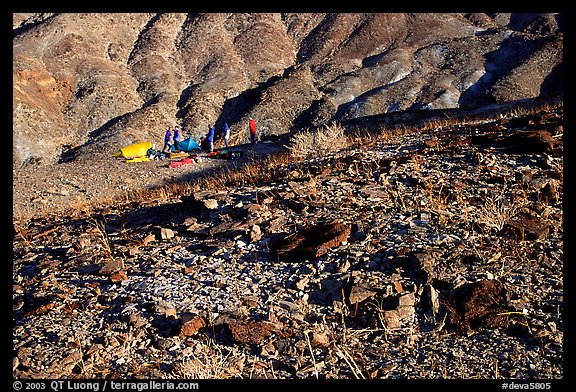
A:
227 320 277 345
499 130 562 156
389 250 438 282
501 216 550 240
537 179 561 203
448 279 514 335
273 221 352 262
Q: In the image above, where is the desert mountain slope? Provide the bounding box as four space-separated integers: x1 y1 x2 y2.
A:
13 12 563 168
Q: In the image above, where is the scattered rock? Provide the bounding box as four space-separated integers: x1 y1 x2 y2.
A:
109 270 128 283
448 279 514 335
273 221 351 262
202 199 219 210
160 228 175 240
227 320 277 345
100 258 124 275
178 314 207 337
502 216 550 240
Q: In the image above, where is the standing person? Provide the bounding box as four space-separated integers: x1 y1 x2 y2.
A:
223 123 231 150
206 125 215 152
173 127 182 150
162 128 172 153
249 117 257 146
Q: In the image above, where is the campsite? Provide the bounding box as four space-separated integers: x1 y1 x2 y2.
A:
113 131 245 165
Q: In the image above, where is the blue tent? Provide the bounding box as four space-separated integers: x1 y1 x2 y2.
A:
174 137 200 152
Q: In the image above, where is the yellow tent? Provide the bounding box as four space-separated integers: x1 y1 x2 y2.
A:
112 141 153 159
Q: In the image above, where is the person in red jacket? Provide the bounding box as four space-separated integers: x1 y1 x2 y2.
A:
249 117 257 146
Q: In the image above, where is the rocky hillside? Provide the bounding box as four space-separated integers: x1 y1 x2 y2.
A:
13 13 563 169
11 11 565 383
13 103 563 380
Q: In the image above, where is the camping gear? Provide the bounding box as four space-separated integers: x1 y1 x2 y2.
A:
168 151 190 159
206 150 221 158
168 157 195 168
225 150 243 160
113 141 153 159
175 137 200 152
204 149 243 160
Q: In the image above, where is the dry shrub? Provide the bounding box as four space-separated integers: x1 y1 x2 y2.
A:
171 340 244 379
288 123 349 159
480 188 521 232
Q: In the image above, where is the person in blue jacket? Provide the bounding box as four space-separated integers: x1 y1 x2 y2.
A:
206 125 215 152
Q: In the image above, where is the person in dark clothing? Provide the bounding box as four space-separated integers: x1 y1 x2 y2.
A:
162 128 172 153
249 117 257 146
173 128 182 149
